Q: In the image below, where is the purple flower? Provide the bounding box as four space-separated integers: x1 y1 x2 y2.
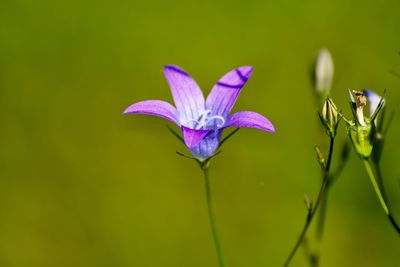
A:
124 65 275 160
363 89 385 117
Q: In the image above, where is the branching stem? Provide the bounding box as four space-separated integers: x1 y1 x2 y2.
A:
283 137 335 267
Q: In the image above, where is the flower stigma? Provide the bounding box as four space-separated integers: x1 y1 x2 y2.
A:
353 90 367 126
185 110 225 130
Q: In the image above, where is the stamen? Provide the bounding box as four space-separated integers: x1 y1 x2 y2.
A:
183 110 225 130
352 90 367 126
205 115 225 128
184 119 200 128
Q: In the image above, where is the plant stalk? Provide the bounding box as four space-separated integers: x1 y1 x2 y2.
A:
283 137 335 267
202 166 225 267
363 159 400 234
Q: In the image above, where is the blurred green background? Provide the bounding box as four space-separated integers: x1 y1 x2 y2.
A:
1 0 400 266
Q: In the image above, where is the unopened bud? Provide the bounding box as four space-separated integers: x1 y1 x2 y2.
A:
304 194 312 210
315 145 326 170
319 97 340 138
315 49 334 97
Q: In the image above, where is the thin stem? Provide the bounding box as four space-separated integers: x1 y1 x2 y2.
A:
374 163 387 202
388 214 400 234
202 166 225 267
313 140 350 267
363 160 400 234
302 237 318 267
283 137 335 267
362 159 389 215
316 188 329 242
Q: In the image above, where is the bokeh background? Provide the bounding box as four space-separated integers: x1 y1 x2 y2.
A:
1 0 400 266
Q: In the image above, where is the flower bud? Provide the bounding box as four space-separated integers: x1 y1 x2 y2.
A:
314 145 326 170
304 194 312 210
315 49 334 98
319 97 340 138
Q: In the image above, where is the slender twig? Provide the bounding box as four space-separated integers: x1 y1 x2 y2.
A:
375 163 400 234
388 214 400 234
283 137 335 267
389 69 400 79
302 237 318 267
363 159 389 215
166 125 184 143
316 188 329 243
219 128 240 148
316 142 349 251
201 165 225 267
363 160 400 235
374 163 388 201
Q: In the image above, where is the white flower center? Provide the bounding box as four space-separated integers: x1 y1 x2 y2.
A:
185 110 225 130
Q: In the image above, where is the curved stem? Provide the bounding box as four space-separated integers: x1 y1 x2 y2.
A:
315 141 350 264
363 160 400 234
202 166 225 267
363 160 389 215
283 137 335 267
388 214 400 234
374 163 387 202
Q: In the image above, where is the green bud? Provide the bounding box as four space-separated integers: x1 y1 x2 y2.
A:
319 97 340 138
314 145 326 170
304 194 313 210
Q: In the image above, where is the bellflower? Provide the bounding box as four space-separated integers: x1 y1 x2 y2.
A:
124 65 275 160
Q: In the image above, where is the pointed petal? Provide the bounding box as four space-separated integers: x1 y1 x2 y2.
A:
164 65 205 124
348 89 356 103
364 89 384 116
181 126 209 148
224 111 275 132
206 66 253 118
123 100 180 125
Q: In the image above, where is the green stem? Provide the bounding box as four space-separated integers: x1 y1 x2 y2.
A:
282 138 335 267
316 187 328 242
302 237 318 267
202 166 225 267
362 160 400 234
362 160 389 215
374 163 387 202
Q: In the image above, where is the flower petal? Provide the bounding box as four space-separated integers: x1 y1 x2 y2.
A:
189 130 222 160
206 66 253 118
123 100 180 125
224 111 275 132
364 89 384 117
181 126 209 148
164 65 205 124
